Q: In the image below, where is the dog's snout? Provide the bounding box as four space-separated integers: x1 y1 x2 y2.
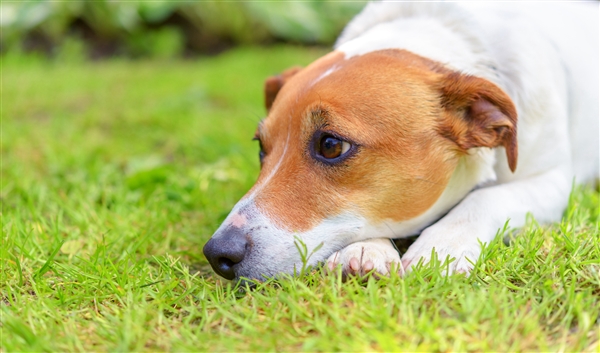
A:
203 226 249 280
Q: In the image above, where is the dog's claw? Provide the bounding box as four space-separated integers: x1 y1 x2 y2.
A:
363 260 374 272
349 257 360 272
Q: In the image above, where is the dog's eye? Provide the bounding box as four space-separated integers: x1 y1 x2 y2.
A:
253 137 266 166
318 135 351 160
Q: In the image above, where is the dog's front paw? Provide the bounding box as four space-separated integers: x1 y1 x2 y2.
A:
326 238 403 279
401 227 482 275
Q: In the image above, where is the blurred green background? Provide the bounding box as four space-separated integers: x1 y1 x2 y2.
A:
2 1 367 59
4 3 600 351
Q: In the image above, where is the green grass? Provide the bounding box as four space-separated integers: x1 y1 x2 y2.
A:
2 46 599 352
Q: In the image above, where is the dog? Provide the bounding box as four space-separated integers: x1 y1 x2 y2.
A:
203 2 599 281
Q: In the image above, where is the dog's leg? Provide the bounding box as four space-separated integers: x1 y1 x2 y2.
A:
326 238 403 278
402 168 571 275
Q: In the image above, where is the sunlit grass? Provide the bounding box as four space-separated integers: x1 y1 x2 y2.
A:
2 46 599 351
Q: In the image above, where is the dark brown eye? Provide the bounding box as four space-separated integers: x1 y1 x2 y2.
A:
319 135 351 160
253 136 266 166
258 141 265 165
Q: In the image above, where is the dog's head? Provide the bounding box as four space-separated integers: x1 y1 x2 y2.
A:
203 49 517 281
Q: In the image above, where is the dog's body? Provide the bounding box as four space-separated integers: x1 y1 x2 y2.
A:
204 2 599 280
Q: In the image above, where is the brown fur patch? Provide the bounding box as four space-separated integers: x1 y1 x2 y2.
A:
436 72 518 171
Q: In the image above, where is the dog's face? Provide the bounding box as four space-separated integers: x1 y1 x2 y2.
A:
203 49 517 281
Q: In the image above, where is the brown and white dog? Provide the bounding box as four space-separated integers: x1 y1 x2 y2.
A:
203 2 599 281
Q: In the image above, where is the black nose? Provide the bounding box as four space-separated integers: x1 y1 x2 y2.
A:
203 226 248 280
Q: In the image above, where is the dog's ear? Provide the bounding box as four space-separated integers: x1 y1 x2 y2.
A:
264 66 303 112
437 72 518 172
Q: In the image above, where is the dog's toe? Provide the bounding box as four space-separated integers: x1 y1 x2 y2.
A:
326 239 403 280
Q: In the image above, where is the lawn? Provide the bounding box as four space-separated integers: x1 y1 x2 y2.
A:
2 46 599 352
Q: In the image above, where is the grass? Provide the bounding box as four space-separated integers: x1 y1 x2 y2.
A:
2 46 599 352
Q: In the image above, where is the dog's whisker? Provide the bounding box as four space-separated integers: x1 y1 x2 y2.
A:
383 221 399 239
414 177 443 186
248 110 264 123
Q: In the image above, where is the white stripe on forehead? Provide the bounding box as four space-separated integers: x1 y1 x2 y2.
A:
244 115 292 202
309 65 339 88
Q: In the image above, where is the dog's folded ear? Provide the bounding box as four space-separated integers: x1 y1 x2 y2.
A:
264 66 303 112
437 72 518 172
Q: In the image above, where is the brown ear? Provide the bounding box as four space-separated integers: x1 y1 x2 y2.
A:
264 66 303 112
438 72 518 172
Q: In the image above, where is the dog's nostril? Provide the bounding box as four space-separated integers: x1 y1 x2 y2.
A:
218 257 237 270
212 250 245 280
